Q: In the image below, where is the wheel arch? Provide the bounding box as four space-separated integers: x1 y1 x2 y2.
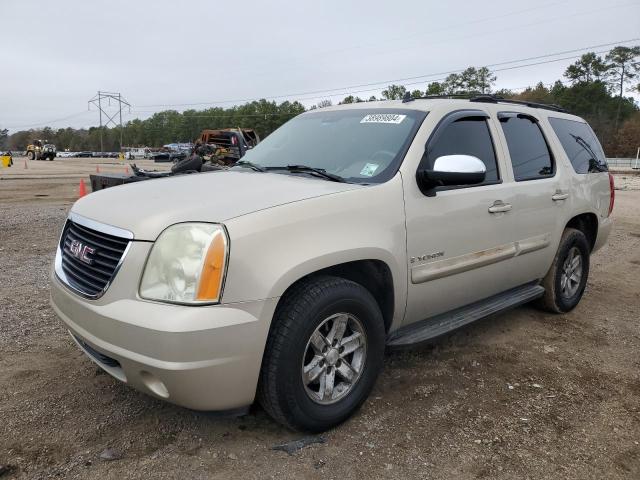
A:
565 212 598 251
272 258 396 334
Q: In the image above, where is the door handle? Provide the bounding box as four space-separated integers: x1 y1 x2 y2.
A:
552 192 569 201
488 201 512 213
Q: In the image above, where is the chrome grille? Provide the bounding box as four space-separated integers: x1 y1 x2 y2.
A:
57 218 130 298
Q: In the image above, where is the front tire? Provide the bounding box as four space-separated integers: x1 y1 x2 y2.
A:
28 151 35 160
538 228 590 313
258 276 385 432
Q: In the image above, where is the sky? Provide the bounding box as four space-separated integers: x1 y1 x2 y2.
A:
1 0 639 132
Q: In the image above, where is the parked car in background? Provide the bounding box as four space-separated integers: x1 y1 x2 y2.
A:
123 147 149 160
75 151 93 158
150 151 187 162
51 96 613 432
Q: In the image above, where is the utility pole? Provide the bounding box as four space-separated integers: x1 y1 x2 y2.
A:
88 91 131 152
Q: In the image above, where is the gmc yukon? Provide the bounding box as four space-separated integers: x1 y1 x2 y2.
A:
50 96 613 431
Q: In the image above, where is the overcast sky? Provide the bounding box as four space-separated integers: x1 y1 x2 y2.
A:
1 0 639 132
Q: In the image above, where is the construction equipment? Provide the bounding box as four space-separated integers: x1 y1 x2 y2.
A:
26 140 57 161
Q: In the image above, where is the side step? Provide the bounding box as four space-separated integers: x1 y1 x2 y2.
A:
387 283 545 347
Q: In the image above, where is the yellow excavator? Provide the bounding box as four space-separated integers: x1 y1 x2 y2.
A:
26 139 57 161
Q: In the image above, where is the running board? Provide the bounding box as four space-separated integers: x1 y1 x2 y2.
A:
387 283 545 347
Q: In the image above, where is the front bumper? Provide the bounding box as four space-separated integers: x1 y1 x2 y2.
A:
50 260 278 411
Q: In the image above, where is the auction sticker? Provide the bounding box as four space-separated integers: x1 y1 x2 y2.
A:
360 113 406 124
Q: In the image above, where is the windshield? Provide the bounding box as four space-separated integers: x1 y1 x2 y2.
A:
237 108 427 183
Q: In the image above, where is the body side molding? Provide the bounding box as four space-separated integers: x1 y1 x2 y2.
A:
411 234 551 284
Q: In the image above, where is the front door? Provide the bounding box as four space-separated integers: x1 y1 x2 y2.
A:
403 109 520 325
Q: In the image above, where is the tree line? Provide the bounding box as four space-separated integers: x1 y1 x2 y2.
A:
3 100 306 153
2 46 639 157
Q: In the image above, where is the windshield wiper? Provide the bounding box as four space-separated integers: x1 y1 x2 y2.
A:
267 165 346 183
234 160 265 172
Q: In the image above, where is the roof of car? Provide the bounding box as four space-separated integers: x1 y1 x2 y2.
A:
314 97 584 123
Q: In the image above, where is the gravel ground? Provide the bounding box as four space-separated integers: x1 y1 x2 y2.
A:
0 161 639 479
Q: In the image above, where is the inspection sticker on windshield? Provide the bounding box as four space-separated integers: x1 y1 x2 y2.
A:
360 163 379 177
360 113 406 124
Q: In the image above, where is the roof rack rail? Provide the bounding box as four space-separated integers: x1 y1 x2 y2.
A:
402 92 476 102
417 93 478 100
469 94 567 113
398 93 567 113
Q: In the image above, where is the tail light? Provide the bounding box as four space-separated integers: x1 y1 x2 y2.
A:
608 173 615 216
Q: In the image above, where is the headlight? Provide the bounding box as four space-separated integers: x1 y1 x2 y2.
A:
139 223 228 304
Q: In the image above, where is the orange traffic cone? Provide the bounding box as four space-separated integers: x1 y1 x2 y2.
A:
96 165 100 173
24 159 28 169
125 166 129 174
78 179 87 198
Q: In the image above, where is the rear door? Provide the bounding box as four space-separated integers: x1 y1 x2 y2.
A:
403 109 521 324
495 111 567 282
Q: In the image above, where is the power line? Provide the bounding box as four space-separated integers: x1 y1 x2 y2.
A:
135 38 639 109
6 38 638 130
237 48 621 104
225 0 571 77
5 111 91 130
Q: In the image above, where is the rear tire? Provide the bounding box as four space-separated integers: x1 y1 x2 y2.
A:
258 276 385 432
537 228 590 313
28 151 35 160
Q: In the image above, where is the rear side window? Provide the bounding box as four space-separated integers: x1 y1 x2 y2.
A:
548 117 608 173
499 113 554 181
425 117 499 183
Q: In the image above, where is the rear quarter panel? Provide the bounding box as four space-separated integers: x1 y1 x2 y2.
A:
540 113 612 251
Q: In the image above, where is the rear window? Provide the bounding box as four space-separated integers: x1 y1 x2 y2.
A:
548 117 608 173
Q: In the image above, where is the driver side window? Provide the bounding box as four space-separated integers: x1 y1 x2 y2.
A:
423 116 500 184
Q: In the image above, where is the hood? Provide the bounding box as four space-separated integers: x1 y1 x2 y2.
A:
72 170 361 240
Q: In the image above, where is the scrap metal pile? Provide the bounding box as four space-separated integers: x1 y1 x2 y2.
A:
90 128 259 192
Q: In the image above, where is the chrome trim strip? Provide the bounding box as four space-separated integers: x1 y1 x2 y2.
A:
68 211 134 240
412 243 517 284
411 233 552 284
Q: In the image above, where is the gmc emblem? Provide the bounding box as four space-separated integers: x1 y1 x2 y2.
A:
69 239 95 265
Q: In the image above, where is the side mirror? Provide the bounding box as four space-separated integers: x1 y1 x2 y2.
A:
417 154 486 191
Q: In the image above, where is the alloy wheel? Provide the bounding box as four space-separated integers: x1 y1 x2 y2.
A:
301 313 367 405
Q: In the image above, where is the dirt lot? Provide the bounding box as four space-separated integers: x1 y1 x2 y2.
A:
1 158 639 479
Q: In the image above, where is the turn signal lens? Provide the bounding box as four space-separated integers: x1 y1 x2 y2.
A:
196 230 227 301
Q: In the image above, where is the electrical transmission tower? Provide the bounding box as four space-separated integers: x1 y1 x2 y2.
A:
88 91 131 152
